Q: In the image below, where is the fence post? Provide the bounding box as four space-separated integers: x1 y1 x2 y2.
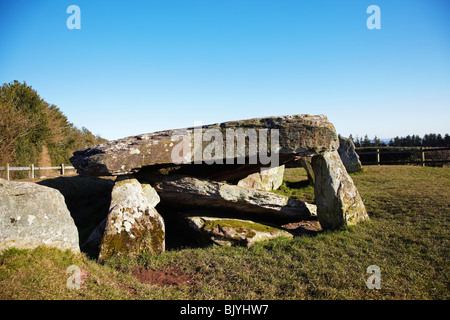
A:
61 163 65 176
420 147 425 167
29 164 35 179
376 149 380 165
6 163 10 181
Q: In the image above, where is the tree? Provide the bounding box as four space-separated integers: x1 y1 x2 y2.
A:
373 135 381 146
437 134 444 147
349 134 354 143
0 80 108 168
0 80 47 165
353 135 360 147
413 135 422 146
0 99 38 164
385 133 447 147
363 135 371 147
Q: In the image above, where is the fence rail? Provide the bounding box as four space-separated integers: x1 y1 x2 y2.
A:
0 163 75 181
356 147 450 166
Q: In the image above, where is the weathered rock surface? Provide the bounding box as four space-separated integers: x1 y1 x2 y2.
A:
96 175 165 261
147 175 316 220
298 158 315 185
338 135 362 173
297 135 362 184
70 114 339 176
237 165 285 191
312 151 369 230
186 216 293 247
0 178 80 253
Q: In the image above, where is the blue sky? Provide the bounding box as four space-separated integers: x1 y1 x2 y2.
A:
1 0 449 141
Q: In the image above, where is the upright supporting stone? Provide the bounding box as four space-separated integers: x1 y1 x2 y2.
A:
298 158 315 185
338 135 362 173
312 151 369 230
97 175 165 262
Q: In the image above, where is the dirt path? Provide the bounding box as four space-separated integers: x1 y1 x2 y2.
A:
37 144 52 177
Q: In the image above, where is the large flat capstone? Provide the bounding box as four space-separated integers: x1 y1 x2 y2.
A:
70 114 338 176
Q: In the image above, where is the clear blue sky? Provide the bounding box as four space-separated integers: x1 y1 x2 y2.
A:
1 0 449 141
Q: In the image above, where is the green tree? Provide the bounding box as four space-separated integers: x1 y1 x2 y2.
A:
1 80 108 170
373 135 381 146
444 134 450 147
349 134 354 144
0 99 38 164
0 81 49 165
362 135 371 147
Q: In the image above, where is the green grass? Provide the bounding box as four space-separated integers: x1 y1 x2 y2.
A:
1 165 449 300
272 167 315 203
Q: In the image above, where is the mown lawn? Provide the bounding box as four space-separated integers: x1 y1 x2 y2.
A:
0 165 448 300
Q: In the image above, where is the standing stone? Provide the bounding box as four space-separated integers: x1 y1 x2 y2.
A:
97 175 165 262
338 135 362 173
237 165 285 191
312 151 369 230
298 158 315 185
0 178 80 253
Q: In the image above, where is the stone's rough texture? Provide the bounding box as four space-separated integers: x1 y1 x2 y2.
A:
97 175 165 261
298 135 362 184
312 151 369 230
148 175 316 220
0 178 80 253
141 181 161 208
338 135 362 173
70 114 339 176
298 158 315 185
237 165 285 191
186 216 293 247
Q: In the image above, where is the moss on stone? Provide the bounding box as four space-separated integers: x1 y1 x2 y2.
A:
201 218 281 234
99 214 164 262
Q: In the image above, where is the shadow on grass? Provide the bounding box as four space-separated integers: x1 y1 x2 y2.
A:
285 180 311 189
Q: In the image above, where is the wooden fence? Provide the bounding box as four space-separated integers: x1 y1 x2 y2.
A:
356 147 450 166
0 164 75 181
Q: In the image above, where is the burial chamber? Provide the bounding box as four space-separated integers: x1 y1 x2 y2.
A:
70 114 368 258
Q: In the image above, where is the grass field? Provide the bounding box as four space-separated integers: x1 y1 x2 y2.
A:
0 165 448 300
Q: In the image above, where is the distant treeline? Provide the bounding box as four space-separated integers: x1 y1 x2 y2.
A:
350 133 450 148
0 80 107 167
